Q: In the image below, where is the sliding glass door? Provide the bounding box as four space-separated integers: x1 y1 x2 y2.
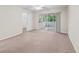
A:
39 14 56 31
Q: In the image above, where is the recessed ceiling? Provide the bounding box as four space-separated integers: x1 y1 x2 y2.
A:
20 5 67 12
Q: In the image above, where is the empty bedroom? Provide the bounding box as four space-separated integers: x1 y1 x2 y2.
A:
0 5 79 53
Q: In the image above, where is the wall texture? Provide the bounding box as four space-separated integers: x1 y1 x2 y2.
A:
68 5 79 52
60 7 68 33
0 6 25 40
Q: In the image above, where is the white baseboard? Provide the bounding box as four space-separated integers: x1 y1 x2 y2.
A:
0 31 22 40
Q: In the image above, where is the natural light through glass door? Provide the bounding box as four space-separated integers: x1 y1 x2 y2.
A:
39 13 56 32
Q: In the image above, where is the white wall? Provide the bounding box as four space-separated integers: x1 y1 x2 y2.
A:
60 7 68 33
55 13 61 32
21 8 34 31
32 13 40 30
0 6 27 40
32 7 65 30
26 12 33 31
33 7 68 33
68 5 79 52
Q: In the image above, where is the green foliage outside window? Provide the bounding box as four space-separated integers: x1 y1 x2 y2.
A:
39 15 56 23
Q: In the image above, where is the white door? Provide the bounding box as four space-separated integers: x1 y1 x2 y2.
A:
22 12 33 32
26 13 33 31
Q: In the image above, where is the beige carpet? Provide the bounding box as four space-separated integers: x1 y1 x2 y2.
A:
0 30 75 53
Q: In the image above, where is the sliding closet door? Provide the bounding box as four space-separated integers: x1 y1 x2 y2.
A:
22 12 33 32
26 13 33 31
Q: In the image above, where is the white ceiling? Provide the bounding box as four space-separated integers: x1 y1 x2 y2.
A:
21 5 67 12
